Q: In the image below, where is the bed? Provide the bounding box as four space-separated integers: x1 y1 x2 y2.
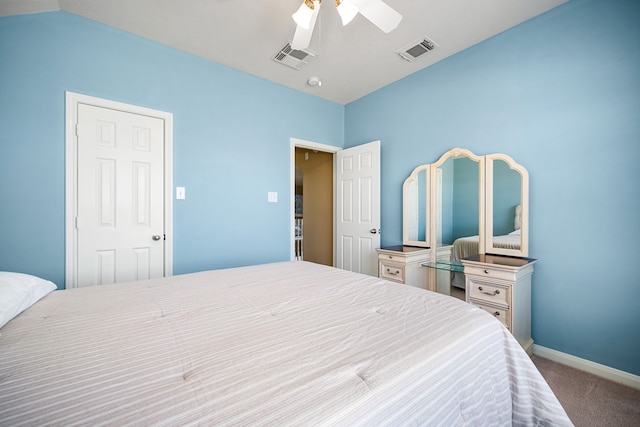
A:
0 261 571 426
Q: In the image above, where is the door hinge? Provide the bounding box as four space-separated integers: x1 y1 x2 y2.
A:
75 123 79 137
164 234 166 241
75 217 78 229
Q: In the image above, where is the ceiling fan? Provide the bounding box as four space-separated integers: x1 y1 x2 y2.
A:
291 0 402 50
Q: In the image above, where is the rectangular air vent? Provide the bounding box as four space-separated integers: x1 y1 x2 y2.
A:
397 36 438 62
273 43 317 70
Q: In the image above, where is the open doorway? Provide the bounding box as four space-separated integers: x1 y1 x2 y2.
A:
290 138 380 275
294 147 333 266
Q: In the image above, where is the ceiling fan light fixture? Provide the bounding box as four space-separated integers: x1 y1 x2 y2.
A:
336 0 358 26
292 0 316 30
291 0 322 50
290 0 401 51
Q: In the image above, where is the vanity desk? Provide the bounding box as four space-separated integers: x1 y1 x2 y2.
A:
376 246 431 288
461 254 537 354
401 147 536 353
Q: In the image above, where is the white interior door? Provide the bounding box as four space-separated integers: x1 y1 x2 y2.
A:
76 103 165 287
335 140 381 276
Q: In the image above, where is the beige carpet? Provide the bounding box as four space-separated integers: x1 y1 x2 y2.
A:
532 356 640 427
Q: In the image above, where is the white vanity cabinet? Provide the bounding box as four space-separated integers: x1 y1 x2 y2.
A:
376 246 431 289
399 148 536 351
461 254 537 355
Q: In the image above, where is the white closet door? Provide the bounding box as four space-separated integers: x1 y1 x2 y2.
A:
76 103 165 287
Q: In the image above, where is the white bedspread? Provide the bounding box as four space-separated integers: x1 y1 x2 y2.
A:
0 261 571 426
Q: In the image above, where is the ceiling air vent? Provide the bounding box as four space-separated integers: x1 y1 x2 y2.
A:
273 43 317 70
397 36 438 62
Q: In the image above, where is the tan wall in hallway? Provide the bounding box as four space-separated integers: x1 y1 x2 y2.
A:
295 148 333 266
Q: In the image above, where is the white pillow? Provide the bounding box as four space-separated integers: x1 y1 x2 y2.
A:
0 272 57 329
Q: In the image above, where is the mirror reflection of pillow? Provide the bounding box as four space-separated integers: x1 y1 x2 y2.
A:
514 204 522 230
509 229 521 236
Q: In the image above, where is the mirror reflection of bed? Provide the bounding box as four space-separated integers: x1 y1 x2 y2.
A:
446 205 522 300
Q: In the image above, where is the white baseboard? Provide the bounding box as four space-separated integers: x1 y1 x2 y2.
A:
533 344 640 390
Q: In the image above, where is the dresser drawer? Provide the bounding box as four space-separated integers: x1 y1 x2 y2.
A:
380 261 405 283
464 265 515 282
467 279 509 306
470 299 509 329
379 253 408 263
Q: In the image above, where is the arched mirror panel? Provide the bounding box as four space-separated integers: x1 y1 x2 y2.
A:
485 153 529 257
402 165 430 247
439 156 481 247
430 148 484 295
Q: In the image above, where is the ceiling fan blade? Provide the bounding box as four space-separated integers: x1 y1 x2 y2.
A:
291 1 321 50
350 0 402 33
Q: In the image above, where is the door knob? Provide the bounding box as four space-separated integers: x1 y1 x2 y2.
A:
152 234 162 241
370 229 378 234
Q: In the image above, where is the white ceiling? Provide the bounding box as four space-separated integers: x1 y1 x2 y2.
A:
0 0 567 104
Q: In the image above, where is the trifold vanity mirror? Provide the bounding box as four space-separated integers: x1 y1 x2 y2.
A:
387 147 535 352
402 147 529 293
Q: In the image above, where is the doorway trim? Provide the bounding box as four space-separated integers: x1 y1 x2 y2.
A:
290 138 341 264
65 91 174 288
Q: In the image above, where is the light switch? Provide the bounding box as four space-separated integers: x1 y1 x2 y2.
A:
176 186 186 200
268 192 278 203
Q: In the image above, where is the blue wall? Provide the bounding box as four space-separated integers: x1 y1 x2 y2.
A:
345 0 640 375
0 12 344 287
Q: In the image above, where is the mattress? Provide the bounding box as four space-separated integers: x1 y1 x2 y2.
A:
0 261 571 426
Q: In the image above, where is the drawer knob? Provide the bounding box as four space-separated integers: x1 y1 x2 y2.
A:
478 286 500 296
493 311 500 317
386 268 400 275
484 269 489 274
